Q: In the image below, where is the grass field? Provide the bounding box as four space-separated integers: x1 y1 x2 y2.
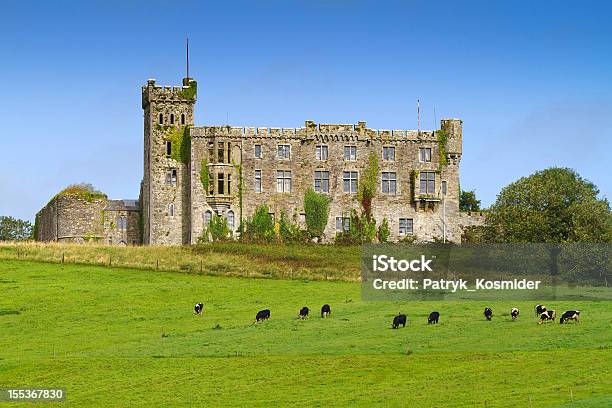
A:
1 259 611 407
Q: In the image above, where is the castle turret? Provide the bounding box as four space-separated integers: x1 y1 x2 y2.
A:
440 118 462 164
141 77 197 245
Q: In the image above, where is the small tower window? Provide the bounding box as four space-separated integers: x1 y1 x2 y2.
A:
159 113 164 124
181 114 186 125
168 203 175 217
170 113 175 124
166 141 172 157
218 173 225 195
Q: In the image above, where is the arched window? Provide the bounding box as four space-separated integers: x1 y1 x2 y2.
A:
181 113 186 125
159 113 163 124
226 210 235 230
203 210 212 227
170 113 175 124
118 216 127 230
168 203 175 217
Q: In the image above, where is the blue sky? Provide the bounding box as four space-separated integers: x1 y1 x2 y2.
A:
1 0 611 221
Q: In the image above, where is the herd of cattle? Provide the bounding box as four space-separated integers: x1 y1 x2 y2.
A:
192 302 581 327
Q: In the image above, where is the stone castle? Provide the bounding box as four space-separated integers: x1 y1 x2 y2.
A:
36 76 482 245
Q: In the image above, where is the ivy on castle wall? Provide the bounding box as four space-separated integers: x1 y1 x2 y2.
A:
436 128 448 171
165 125 191 164
200 159 210 192
357 152 379 219
178 80 197 101
232 161 244 229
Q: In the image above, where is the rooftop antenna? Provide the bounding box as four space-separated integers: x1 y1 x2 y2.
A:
186 38 190 79
417 99 421 132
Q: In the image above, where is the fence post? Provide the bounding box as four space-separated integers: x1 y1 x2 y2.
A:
62 253 65 264
200 260 203 273
109 256 112 267
156 259 159 270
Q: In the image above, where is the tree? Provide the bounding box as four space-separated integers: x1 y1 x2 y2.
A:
484 167 611 243
242 204 275 242
460 190 481 212
303 189 330 240
0 216 33 241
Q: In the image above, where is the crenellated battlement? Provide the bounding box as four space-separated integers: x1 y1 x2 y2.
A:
142 78 197 109
190 121 443 142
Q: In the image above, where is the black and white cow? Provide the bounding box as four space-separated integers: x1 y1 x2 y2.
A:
256 309 271 322
484 307 493 321
194 303 203 315
321 304 331 318
511 307 519 321
299 306 310 319
392 314 407 329
428 311 440 324
560 310 580 324
538 310 556 324
535 304 547 317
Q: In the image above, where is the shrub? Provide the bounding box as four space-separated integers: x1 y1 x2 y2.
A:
242 204 275 242
335 209 377 244
278 211 305 243
377 218 390 243
303 188 330 239
199 214 231 243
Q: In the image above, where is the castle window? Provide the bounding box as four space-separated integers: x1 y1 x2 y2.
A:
166 169 177 185
181 114 185 125
159 113 164 124
419 171 436 195
218 173 225 195
208 142 214 161
442 180 447 196
255 170 262 193
254 144 262 159
314 170 330 193
344 146 357 161
383 146 395 161
419 147 432 162
168 203 175 217
277 144 291 160
218 145 225 163
227 174 232 195
276 170 292 192
118 216 127 231
170 113 175 124
227 142 232 163
343 171 358 193
336 216 350 232
203 210 212 227
227 210 235 230
382 172 397 194
166 141 172 157
399 218 414 235
316 145 328 161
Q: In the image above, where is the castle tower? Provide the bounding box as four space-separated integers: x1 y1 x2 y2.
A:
439 118 463 241
141 77 197 245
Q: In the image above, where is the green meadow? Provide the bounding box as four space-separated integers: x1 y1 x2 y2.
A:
0 258 611 407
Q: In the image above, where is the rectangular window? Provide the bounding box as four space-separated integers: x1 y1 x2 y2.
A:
343 171 358 193
165 169 177 185
255 144 262 159
383 146 395 161
419 147 432 162
316 145 329 160
255 170 262 193
166 141 172 157
419 171 436 195
276 170 292 192
208 142 214 161
335 216 350 232
218 173 225 195
218 145 225 163
442 180 447 196
277 144 291 160
227 142 232 163
227 174 231 195
399 218 414 235
382 172 397 194
344 146 357 161
314 170 330 193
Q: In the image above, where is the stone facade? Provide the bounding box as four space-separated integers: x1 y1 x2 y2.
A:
36 75 483 246
141 76 471 245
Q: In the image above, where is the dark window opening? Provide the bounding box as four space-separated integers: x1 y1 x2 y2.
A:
159 113 164 124
218 173 225 195
166 141 172 157
227 174 232 195
218 146 225 163
181 114 186 125
170 113 175 124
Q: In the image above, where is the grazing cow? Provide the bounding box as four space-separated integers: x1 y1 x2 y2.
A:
194 303 203 315
538 310 556 324
428 311 440 324
535 304 547 317
299 306 310 319
256 309 271 322
511 307 519 321
484 307 493 321
321 304 331 318
392 314 407 329
560 310 580 324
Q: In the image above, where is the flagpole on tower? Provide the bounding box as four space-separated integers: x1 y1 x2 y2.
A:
186 38 189 79
417 99 421 132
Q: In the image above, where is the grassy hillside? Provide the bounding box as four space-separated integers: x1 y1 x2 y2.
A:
1 260 610 407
